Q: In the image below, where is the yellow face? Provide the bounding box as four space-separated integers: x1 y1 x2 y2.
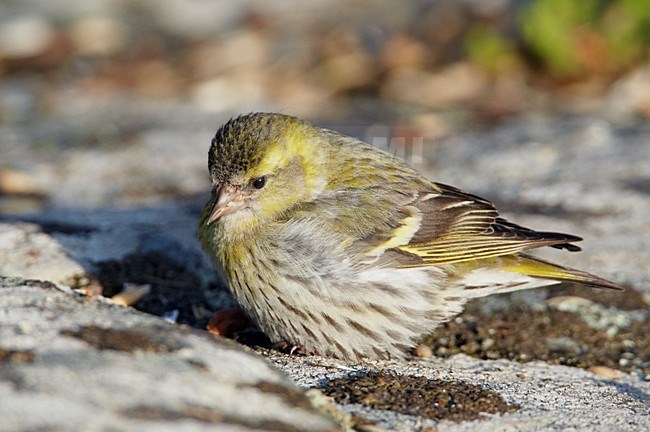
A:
203 124 327 239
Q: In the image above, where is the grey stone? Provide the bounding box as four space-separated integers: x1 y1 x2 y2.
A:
0 279 339 432
267 353 650 432
545 337 584 355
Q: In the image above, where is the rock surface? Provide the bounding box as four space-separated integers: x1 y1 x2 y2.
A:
268 352 649 431
0 279 340 432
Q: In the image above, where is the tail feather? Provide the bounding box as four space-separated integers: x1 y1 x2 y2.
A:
502 253 624 291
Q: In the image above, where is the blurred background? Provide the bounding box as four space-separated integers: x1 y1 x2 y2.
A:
1 0 649 211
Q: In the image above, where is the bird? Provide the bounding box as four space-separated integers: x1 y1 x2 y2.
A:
198 112 623 360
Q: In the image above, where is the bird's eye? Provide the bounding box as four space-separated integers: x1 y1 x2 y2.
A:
252 176 266 189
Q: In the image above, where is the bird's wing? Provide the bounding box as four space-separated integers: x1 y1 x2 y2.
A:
373 183 582 267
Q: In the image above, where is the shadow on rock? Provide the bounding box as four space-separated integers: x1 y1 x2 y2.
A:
0 196 235 328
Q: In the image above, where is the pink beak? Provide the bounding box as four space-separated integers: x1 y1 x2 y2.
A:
205 185 247 225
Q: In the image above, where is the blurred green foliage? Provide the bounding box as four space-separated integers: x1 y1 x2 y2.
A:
520 0 650 78
466 0 650 80
464 27 518 75
520 0 600 76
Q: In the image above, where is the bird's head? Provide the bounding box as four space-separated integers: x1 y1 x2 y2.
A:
201 113 328 236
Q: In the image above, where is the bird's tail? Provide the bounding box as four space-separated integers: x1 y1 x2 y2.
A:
501 253 624 291
449 253 623 298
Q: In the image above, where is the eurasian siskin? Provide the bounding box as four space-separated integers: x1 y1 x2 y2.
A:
198 112 622 360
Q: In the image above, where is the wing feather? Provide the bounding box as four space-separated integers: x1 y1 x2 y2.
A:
392 183 583 266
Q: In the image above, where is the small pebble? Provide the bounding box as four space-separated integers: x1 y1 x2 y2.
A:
546 296 594 312
414 344 433 358
110 283 151 307
546 336 583 355
0 170 41 195
69 17 125 56
0 16 55 58
588 366 621 379
481 338 495 350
